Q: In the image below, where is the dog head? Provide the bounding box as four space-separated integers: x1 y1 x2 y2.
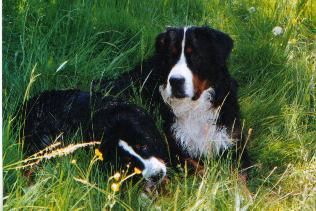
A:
156 26 233 100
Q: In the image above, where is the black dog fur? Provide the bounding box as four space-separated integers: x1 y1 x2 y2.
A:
18 89 169 183
93 26 251 170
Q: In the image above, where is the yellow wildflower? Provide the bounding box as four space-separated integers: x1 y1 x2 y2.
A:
134 167 142 174
113 172 121 181
71 159 77 164
111 183 120 192
95 148 104 161
288 38 297 44
292 18 297 25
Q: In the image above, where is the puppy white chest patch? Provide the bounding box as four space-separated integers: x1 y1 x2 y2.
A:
160 86 233 158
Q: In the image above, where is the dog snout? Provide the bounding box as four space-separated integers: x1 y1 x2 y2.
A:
169 76 186 98
148 170 165 183
169 76 185 88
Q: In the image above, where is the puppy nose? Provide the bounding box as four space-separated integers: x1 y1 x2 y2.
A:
169 76 185 89
148 170 165 183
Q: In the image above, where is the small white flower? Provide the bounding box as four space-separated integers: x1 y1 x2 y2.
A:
248 7 256 13
272 26 283 36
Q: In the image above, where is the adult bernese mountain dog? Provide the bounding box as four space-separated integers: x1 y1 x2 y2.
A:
18 90 168 184
93 26 251 171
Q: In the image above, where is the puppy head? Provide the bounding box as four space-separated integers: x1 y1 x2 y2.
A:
118 140 167 184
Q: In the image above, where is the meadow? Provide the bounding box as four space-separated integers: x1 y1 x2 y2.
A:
3 0 315 210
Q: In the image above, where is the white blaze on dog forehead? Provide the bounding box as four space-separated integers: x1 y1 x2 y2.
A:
166 27 194 97
118 140 166 181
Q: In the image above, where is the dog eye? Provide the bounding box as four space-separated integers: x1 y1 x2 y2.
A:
141 145 149 152
171 47 178 54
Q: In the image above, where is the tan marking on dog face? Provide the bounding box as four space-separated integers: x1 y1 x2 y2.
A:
171 47 178 55
192 75 210 100
185 47 193 54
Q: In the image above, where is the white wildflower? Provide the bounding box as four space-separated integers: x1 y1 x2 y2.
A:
272 26 283 36
248 7 256 13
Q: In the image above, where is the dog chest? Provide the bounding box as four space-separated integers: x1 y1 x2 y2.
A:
171 107 233 158
160 86 233 158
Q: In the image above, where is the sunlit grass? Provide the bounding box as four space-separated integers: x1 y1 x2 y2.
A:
3 0 315 210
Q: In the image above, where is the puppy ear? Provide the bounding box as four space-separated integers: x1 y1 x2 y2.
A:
155 32 167 53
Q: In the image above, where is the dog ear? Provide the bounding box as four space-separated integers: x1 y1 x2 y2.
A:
214 29 234 62
155 31 167 53
155 26 179 53
201 27 234 64
209 27 234 63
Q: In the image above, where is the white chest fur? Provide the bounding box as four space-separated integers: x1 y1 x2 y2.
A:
160 86 233 158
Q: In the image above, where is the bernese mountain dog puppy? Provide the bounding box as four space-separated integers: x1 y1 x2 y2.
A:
18 90 168 184
93 26 251 171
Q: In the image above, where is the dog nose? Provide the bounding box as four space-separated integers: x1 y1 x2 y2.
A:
148 170 165 183
169 76 185 88
169 76 186 98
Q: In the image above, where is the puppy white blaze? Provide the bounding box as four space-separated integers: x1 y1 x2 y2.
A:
118 140 167 182
166 27 194 98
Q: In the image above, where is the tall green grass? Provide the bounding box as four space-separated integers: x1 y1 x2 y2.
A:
3 0 315 209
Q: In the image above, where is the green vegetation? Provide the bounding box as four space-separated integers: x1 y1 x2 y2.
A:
3 0 315 210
